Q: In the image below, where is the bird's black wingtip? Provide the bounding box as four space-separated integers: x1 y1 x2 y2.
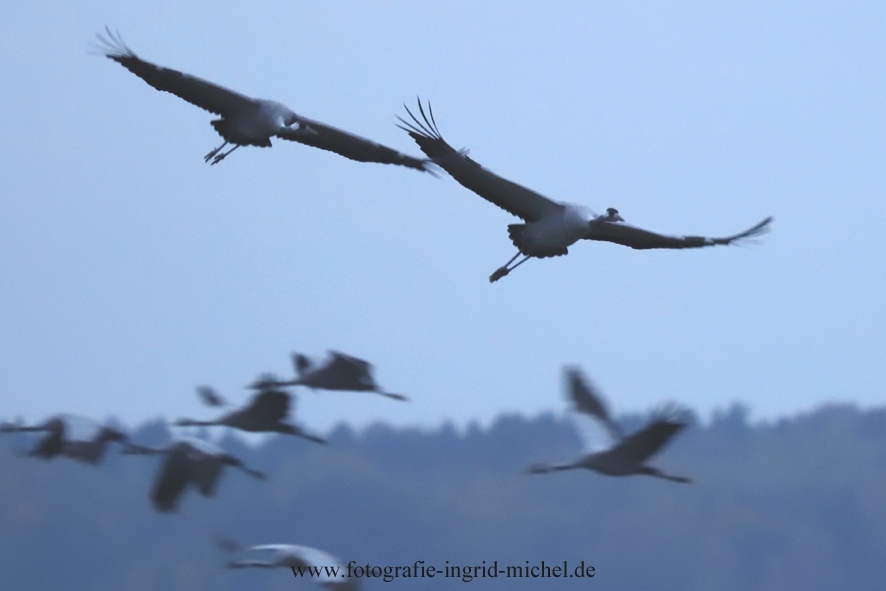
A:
398 98 443 141
723 215 775 245
91 26 136 60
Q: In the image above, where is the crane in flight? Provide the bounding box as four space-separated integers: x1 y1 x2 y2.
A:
249 351 407 401
175 382 325 443
398 100 772 282
123 437 266 512
226 543 359 591
95 29 431 170
0 414 125 464
526 366 692 483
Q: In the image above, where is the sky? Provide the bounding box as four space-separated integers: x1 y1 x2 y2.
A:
1 1 884 434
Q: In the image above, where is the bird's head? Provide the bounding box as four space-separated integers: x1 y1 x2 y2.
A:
604 208 625 222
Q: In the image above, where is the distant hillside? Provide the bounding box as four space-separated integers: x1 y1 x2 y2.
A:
1 404 885 591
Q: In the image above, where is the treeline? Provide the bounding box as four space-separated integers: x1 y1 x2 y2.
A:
1 403 885 591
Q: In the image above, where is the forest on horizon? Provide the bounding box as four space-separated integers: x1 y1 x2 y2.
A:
1 402 885 591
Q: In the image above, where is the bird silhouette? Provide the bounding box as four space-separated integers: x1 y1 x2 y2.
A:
176 382 325 443
398 99 772 282
249 351 407 401
227 543 359 591
527 367 692 482
95 29 431 171
1 414 125 464
123 437 266 512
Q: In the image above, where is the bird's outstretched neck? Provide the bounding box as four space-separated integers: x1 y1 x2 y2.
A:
227 560 273 569
526 462 575 474
641 466 692 483
174 418 217 427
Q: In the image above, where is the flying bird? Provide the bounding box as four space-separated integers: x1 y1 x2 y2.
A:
176 383 325 443
227 543 359 591
527 368 692 483
398 100 773 282
0 414 125 464
95 29 431 170
123 437 266 512
249 351 407 401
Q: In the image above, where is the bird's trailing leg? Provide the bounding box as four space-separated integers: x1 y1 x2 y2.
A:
489 252 531 283
641 466 692 483
210 144 241 165
377 391 409 401
204 141 229 162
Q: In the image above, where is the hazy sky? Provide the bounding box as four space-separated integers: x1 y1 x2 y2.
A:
1 1 884 433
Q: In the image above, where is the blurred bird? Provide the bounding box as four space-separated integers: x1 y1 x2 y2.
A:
527 368 692 483
124 437 265 512
249 351 407 401
176 382 325 443
95 29 431 171
227 543 359 591
398 99 772 282
0 414 125 464
197 386 227 407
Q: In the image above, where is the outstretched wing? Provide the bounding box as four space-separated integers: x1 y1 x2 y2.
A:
276 118 430 172
96 29 256 117
397 100 563 222
151 443 193 512
197 386 227 407
585 216 773 250
607 418 686 465
564 366 623 441
246 390 291 423
328 351 371 374
328 351 376 387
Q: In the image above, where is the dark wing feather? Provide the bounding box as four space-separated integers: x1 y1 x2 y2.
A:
192 459 224 496
303 351 375 391
585 217 773 250
607 419 686 465
564 367 623 441
151 443 193 512
276 118 430 171
328 351 372 374
97 29 256 117
197 386 226 407
397 100 563 222
246 390 291 423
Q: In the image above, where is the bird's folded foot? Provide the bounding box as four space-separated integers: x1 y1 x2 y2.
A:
204 149 220 162
489 266 510 283
210 153 227 165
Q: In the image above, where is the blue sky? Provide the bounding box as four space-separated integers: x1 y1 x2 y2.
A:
1 1 884 433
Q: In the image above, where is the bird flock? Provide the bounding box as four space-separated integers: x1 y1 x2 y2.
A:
0 28 775 587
